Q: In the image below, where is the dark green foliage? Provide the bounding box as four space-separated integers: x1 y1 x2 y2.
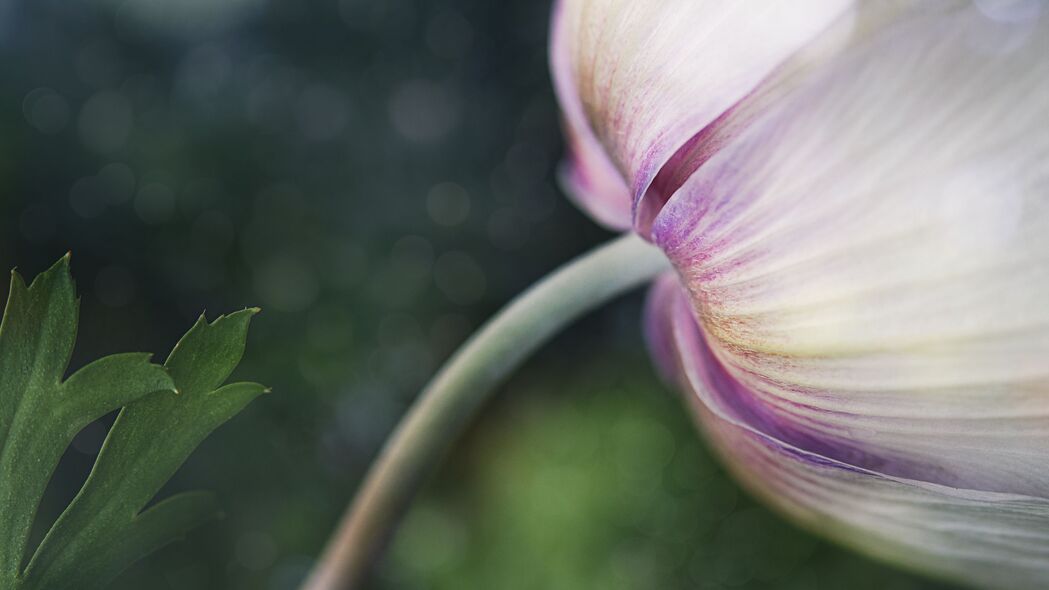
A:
0 257 265 589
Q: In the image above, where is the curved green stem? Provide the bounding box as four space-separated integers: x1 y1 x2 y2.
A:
301 234 670 590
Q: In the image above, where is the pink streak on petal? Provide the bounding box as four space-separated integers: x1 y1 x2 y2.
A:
560 0 855 236
649 7 1049 499
642 273 685 384
549 0 633 230
656 277 1049 589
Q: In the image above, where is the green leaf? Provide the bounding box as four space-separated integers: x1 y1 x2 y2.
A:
23 309 268 590
0 257 265 589
0 256 175 587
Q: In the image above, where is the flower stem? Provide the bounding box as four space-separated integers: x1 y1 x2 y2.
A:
300 233 670 590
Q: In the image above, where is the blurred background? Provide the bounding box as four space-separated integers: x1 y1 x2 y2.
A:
0 0 958 588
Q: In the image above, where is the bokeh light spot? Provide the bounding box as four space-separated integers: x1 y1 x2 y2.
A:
97 162 136 204
113 0 266 38
176 44 233 103
426 181 471 226
254 255 321 313
487 207 530 250
389 80 461 144
390 503 466 576
78 91 133 154
70 176 108 219
235 531 278 572
433 251 486 305
135 182 176 224
23 88 70 135
295 85 350 141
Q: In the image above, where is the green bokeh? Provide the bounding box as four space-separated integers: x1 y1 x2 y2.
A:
379 355 955 590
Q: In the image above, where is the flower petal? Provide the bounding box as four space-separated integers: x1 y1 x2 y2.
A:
555 0 856 234
643 273 685 383
655 281 1049 588
550 0 633 229
651 5 1049 498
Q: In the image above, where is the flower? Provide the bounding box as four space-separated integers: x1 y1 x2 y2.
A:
552 1 1049 587
551 0 859 234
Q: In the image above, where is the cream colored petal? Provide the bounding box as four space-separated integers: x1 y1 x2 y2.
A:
653 7 1049 498
655 281 1049 589
559 0 857 232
